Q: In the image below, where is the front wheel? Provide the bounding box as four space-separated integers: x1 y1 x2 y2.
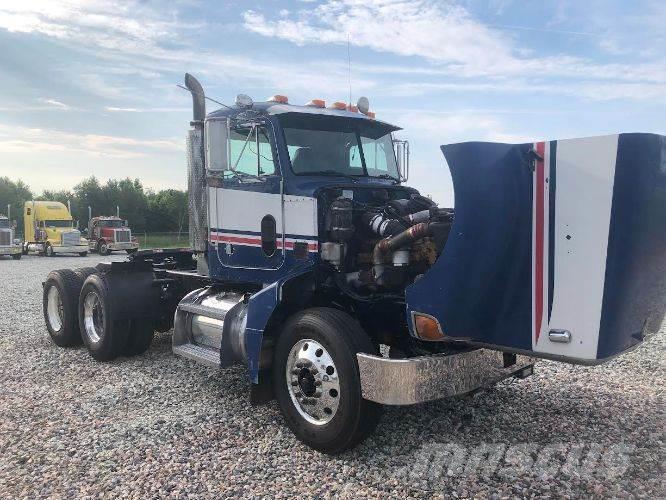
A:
45 244 54 257
98 241 110 256
78 252 88 257
273 307 381 454
11 253 21 260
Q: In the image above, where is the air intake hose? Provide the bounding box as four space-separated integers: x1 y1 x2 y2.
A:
372 222 431 285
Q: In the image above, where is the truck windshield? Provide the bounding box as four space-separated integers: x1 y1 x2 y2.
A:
99 220 123 228
280 116 399 180
45 220 72 228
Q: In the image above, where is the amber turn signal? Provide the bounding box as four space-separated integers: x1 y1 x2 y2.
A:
413 313 445 341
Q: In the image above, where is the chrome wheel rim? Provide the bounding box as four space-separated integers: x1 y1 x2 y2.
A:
46 286 63 332
83 291 104 343
286 339 340 425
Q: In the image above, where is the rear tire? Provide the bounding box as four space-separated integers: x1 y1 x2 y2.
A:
79 252 88 257
43 269 85 347
74 267 97 282
78 274 130 361
273 307 382 454
124 319 154 356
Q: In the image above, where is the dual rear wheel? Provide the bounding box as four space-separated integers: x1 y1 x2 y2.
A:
43 268 153 359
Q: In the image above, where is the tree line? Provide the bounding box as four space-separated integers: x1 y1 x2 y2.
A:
0 176 188 236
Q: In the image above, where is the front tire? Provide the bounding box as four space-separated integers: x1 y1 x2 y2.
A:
11 253 21 260
273 307 381 454
98 241 110 256
43 269 85 346
78 275 129 361
78 252 88 257
45 243 54 257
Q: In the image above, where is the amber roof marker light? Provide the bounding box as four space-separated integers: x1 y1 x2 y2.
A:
267 95 289 104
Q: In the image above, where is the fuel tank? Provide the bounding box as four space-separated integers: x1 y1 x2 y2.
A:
406 133 665 364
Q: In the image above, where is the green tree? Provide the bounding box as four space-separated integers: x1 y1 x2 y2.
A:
146 189 189 233
0 177 33 236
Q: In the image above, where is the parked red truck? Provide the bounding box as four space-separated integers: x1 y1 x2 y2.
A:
87 216 139 255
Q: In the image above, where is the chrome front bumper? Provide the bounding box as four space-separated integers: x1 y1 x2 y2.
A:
53 245 88 254
108 242 138 250
0 246 21 255
357 349 535 405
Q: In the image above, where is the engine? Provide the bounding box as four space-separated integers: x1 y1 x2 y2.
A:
319 188 454 298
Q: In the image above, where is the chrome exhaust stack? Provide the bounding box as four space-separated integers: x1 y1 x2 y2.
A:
185 73 206 122
184 74 208 265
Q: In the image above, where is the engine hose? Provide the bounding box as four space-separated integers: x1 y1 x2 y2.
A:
362 212 406 237
401 209 431 225
372 222 431 283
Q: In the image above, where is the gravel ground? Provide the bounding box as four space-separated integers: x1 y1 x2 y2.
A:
0 254 663 498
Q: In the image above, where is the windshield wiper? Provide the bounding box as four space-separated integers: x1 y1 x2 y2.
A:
317 170 359 183
372 173 399 183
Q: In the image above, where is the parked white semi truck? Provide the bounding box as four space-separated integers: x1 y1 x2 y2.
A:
0 215 21 260
41 74 665 454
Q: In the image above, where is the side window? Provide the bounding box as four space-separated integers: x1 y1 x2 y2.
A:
229 126 277 176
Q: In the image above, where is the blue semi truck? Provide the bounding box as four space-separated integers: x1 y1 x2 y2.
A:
42 74 665 453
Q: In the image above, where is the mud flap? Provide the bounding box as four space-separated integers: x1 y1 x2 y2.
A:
406 133 665 364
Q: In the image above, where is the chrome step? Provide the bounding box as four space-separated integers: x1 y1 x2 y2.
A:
177 302 229 321
173 342 220 368
172 288 246 369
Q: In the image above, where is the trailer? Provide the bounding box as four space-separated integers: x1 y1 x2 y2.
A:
87 216 139 255
41 74 665 454
0 215 22 260
24 201 88 256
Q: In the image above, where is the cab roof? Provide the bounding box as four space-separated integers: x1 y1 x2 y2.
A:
207 102 401 134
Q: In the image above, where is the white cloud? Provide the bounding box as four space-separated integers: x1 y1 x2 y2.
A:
0 124 181 159
39 98 71 110
243 1 518 77
242 0 666 86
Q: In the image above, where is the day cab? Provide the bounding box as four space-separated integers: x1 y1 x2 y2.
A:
87 216 139 255
0 215 21 260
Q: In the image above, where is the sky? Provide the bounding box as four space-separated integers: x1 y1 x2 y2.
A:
0 0 664 206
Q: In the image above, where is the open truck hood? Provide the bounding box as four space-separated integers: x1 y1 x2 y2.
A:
406 133 665 364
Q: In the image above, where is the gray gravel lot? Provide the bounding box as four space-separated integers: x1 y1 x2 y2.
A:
0 254 664 498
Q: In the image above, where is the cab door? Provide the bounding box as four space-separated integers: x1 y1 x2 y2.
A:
209 122 285 270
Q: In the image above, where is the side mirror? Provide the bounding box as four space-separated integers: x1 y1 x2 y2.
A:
394 139 410 182
205 118 230 173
